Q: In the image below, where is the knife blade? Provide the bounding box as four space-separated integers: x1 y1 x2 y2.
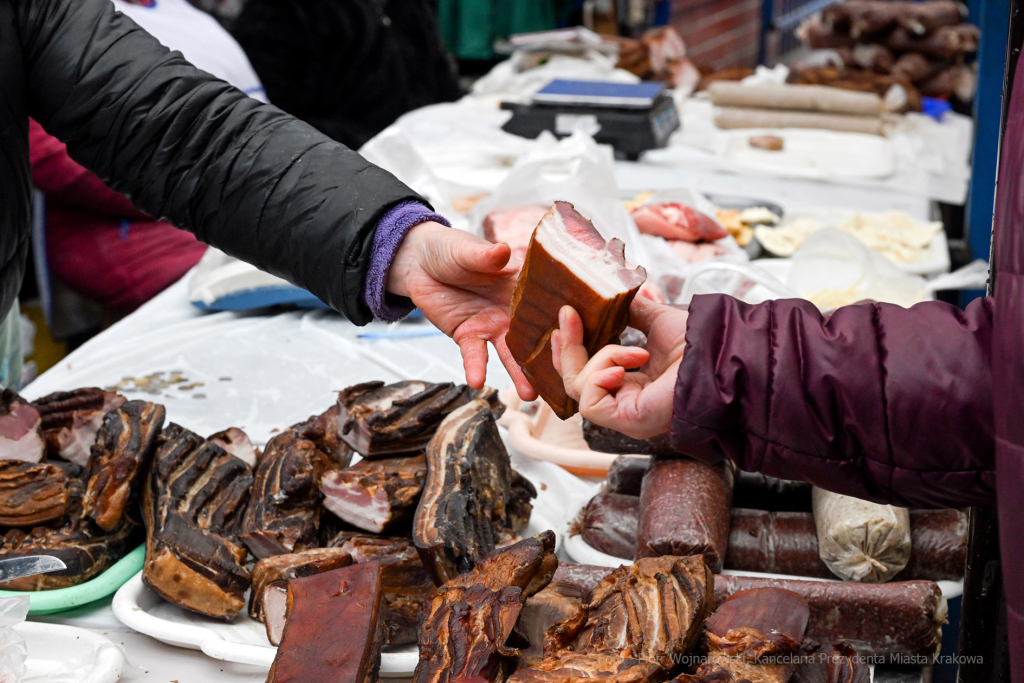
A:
0 555 67 583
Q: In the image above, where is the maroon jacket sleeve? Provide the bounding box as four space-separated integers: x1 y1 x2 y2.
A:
671 294 996 509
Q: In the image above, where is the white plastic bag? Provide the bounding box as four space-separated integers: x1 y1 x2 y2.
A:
0 597 29 683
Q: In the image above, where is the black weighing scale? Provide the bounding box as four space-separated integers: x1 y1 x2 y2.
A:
501 79 680 160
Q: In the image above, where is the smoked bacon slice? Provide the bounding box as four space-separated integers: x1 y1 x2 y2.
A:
507 202 646 419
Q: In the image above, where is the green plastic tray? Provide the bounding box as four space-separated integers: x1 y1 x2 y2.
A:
0 544 145 615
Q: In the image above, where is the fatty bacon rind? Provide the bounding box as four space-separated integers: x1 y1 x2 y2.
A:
248 548 353 622
321 454 427 534
0 461 70 526
0 389 44 464
507 202 646 419
32 388 126 466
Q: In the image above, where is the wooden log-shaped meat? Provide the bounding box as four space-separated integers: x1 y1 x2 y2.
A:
713 575 946 658
885 24 980 59
248 547 353 623
81 400 165 531
142 423 254 619
0 461 70 526
321 454 426 534
792 642 869 683
268 561 386 683
726 509 833 579
733 472 812 512
329 534 437 646
604 454 651 496
413 533 558 683
549 556 713 669
636 458 733 572
509 654 665 683
519 580 589 665
507 202 647 419
414 399 535 583
337 380 502 457
678 587 809 683
579 490 638 560
0 389 44 463
32 388 127 465
896 509 968 581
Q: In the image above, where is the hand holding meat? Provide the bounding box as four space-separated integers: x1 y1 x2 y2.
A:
386 221 536 400
553 298 687 440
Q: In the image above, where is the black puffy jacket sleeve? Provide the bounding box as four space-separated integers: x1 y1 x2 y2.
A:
15 0 420 324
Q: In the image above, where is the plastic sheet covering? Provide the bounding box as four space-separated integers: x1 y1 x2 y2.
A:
0 597 28 683
812 488 911 582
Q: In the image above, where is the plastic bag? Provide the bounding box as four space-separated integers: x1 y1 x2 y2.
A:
812 488 911 582
0 597 29 683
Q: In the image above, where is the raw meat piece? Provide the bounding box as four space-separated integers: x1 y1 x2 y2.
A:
668 240 730 263
812 488 910 582
749 135 785 151
579 490 638 560
792 642 869 683
713 574 947 658
268 562 386 683
582 421 673 457
733 472 812 512
208 427 259 467
519 581 588 665
0 461 70 526
678 587 808 683
605 454 651 496
551 563 615 596
33 388 126 465
414 399 535 583
413 534 557 683
338 380 502 457
636 458 734 572
321 454 426 534
81 400 165 531
0 390 44 463
241 402 350 560
507 202 647 419
483 205 549 262
549 556 712 669
248 548 353 623
632 203 728 242
143 423 254 619
510 654 664 683
330 534 437 646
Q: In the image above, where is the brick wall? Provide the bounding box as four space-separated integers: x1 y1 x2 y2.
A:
670 0 762 70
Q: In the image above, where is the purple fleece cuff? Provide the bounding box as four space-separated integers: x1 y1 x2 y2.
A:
364 201 451 322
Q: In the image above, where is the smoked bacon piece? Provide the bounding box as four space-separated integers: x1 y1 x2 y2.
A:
321 454 427 534
507 202 646 419
0 461 70 526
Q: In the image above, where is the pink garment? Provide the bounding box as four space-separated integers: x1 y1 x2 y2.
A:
29 119 207 311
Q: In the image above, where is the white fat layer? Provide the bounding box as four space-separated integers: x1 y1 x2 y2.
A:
264 586 289 645
535 210 636 299
0 433 44 463
322 484 389 534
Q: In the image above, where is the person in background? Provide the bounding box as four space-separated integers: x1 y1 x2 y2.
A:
230 0 463 150
29 0 267 314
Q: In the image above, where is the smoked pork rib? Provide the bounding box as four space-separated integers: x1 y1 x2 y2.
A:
413 533 557 683
519 580 588 665
322 454 427 533
142 423 254 619
677 587 809 683
81 400 165 531
33 388 126 466
337 380 503 457
507 202 647 419
268 561 386 683
0 461 70 526
414 398 535 583
0 389 44 463
330 534 436 645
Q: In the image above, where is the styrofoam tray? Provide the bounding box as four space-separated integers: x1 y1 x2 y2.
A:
113 513 559 675
17 621 125 683
561 483 964 600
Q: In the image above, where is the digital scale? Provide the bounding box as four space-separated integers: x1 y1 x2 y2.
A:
501 79 680 160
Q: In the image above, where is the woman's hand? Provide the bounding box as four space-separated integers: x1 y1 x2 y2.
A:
387 221 537 400
552 297 688 439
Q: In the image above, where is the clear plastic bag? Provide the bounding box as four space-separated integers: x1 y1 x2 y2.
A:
0 597 29 683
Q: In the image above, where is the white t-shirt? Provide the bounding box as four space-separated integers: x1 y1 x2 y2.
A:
111 0 267 102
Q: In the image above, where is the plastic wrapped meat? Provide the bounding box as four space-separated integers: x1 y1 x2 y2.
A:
550 563 615 596
321 454 426 534
812 488 910 582
508 202 646 419
579 490 638 560
726 509 833 579
896 509 969 581
636 458 734 572
632 203 728 242
733 472 812 512
604 455 651 496
32 388 126 466
0 390 44 463
483 204 549 262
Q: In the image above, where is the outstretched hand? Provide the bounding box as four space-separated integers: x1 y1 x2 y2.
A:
386 222 537 400
552 297 688 439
